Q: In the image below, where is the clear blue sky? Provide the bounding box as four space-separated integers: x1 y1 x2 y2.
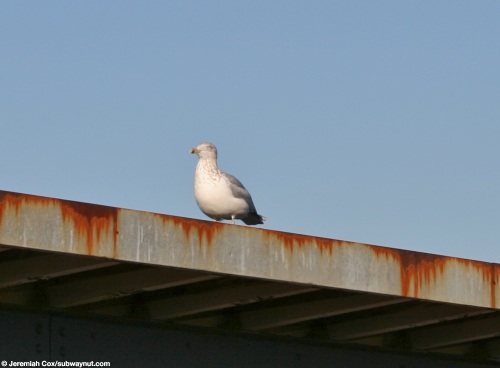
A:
1 2 499 262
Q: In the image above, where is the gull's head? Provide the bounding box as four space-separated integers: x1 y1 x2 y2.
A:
190 142 218 159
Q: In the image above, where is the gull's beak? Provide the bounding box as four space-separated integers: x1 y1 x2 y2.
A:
190 148 199 154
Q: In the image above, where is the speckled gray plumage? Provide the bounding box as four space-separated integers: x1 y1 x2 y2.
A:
190 142 265 225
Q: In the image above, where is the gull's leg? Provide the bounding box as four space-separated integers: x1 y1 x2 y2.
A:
231 215 236 225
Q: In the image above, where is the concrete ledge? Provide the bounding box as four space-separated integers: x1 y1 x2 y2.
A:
0 190 498 309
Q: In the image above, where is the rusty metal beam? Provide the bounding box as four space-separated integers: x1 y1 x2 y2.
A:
240 294 408 331
409 314 500 350
0 253 117 289
0 190 498 310
47 267 219 308
327 303 494 341
431 338 500 360
147 281 316 320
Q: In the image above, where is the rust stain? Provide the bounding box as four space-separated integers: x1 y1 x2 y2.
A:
268 230 348 255
372 246 498 307
378 248 442 297
454 258 498 309
399 251 446 298
168 216 222 247
372 247 450 297
0 191 118 256
496 265 500 308
0 191 61 227
272 232 296 253
490 263 499 309
60 200 118 256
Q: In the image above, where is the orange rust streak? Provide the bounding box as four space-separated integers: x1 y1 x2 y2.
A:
60 201 117 256
272 232 296 253
0 191 118 256
455 258 499 309
372 247 447 298
169 216 222 247
269 230 347 255
493 264 499 309
372 247 499 307
316 238 346 255
0 191 47 224
474 261 499 310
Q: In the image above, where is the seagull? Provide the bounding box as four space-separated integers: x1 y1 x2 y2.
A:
190 142 265 225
